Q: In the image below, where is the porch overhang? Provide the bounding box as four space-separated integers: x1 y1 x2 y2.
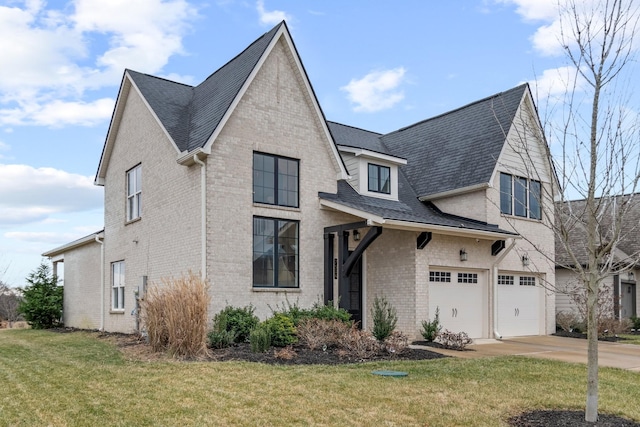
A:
319 199 519 241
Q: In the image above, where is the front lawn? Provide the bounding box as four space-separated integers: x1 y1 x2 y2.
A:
621 334 640 345
0 329 638 426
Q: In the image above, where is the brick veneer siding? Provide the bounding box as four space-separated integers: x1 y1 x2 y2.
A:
102 87 201 333
61 241 102 330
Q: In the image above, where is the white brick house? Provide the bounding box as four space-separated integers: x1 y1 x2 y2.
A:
43 22 557 339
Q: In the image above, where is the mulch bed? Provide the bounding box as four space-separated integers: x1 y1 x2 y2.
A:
509 410 640 426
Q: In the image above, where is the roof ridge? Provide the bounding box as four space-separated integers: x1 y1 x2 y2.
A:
327 120 383 136
126 68 194 88
386 83 528 136
195 21 285 90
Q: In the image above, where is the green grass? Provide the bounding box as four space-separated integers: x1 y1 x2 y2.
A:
620 334 640 345
1 330 639 426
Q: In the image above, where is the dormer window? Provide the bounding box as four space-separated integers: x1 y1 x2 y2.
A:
368 164 391 194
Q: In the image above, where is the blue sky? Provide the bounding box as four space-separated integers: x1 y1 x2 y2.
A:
0 0 637 286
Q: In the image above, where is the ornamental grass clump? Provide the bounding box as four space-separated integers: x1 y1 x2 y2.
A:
141 272 210 359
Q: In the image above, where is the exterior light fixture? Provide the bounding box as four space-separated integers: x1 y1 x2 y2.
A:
628 271 635 281
522 254 530 267
459 249 468 262
353 230 360 241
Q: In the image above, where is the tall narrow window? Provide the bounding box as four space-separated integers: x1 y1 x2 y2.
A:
368 164 391 194
126 165 141 221
514 176 528 217
253 217 299 288
529 180 542 220
112 261 125 310
253 153 299 207
500 173 512 215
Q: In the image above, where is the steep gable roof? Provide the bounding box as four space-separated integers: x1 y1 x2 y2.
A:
381 84 528 200
96 22 347 183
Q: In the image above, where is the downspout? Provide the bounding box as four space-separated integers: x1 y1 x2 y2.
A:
95 234 105 331
491 238 517 339
193 155 207 281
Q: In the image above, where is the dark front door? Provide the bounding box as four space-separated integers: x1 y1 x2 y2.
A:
347 252 363 325
621 281 637 318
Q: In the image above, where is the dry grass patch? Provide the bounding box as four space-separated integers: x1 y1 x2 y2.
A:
0 329 639 426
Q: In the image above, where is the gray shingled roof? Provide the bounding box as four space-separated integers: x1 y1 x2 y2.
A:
381 84 528 199
127 22 283 152
556 195 640 267
328 122 388 156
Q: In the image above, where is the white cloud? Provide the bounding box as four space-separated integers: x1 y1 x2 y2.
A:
341 68 407 113
495 0 558 21
0 164 102 226
256 0 291 26
529 65 588 102
0 0 197 128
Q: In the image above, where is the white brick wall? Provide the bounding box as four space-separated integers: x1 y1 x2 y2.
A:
62 241 102 329
102 87 201 333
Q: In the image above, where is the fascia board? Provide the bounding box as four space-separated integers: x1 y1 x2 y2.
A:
319 199 385 224
383 219 520 240
201 25 349 180
337 146 407 165
42 231 105 258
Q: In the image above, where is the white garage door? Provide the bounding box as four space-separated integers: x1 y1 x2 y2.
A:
428 269 487 339
497 274 541 337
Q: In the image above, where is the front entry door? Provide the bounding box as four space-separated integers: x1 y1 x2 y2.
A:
621 282 637 318
347 252 363 326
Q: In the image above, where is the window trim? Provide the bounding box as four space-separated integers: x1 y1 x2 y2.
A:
500 172 542 220
126 164 142 222
367 163 391 194
111 261 125 311
253 152 299 208
252 216 300 288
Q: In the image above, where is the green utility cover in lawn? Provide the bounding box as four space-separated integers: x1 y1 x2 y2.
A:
371 370 408 377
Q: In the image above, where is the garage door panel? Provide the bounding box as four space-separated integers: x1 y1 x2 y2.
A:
497 274 540 337
428 270 486 339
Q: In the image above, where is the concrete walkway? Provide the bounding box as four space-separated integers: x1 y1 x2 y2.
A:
414 335 640 371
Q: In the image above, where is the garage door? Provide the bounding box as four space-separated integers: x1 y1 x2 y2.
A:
497 274 540 337
428 269 487 339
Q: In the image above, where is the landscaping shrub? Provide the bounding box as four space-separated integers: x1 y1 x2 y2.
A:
141 272 210 359
421 307 442 342
630 315 640 331
297 318 350 350
599 317 631 337
371 295 397 341
250 323 272 353
211 305 259 344
264 312 298 347
207 327 237 349
383 331 409 356
270 298 351 325
337 323 379 360
18 263 63 329
438 329 473 350
556 310 580 332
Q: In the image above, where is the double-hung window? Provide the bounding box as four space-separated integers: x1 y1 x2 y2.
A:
499 173 541 220
126 165 142 221
111 261 125 310
253 153 299 207
368 163 391 194
253 217 299 288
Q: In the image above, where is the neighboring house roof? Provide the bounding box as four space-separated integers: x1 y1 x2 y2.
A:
42 230 104 259
556 195 640 267
96 21 347 183
382 84 527 200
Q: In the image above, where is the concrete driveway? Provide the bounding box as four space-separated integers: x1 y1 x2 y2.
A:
416 335 640 371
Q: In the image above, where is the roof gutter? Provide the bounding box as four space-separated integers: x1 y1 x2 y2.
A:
95 234 105 331
419 183 490 202
491 238 517 339
383 219 519 240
